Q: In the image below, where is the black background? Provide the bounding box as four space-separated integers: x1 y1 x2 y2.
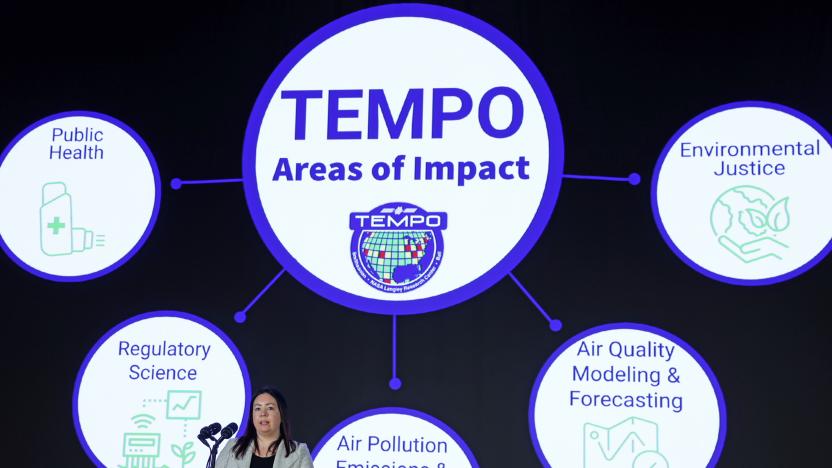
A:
2 1 831 466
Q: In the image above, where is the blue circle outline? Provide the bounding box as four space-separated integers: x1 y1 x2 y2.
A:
528 322 727 468
242 3 564 314
650 100 832 286
72 310 252 468
0 110 162 282
310 406 479 466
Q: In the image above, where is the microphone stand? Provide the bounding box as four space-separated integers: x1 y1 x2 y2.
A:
205 422 238 468
206 435 227 468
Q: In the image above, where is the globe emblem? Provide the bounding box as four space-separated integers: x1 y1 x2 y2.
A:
709 185 791 263
349 203 446 293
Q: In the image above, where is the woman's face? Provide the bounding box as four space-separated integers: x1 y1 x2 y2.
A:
252 393 282 439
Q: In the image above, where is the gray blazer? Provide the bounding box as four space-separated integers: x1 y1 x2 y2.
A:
215 438 314 468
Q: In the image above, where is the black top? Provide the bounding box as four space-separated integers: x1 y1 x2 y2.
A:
250 454 275 468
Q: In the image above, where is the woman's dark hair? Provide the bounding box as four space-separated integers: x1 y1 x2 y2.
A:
233 387 297 458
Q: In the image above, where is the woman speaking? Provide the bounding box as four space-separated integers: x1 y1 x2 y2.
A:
216 387 314 467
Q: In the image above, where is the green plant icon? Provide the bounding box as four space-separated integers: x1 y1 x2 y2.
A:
710 185 790 263
171 442 197 468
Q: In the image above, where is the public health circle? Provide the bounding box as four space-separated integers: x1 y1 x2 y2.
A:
0 111 160 281
243 4 563 314
312 407 478 467
530 324 726 468
652 101 832 285
74 311 250 467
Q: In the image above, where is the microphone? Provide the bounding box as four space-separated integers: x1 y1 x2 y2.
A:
208 423 222 436
197 422 222 447
205 422 239 468
220 422 239 440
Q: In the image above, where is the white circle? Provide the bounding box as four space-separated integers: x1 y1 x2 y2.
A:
532 328 722 467
76 315 248 467
313 410 475 467
655 105 832 282
0 114 158 279
254 16 551 301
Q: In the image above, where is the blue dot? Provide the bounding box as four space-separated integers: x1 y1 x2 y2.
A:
234 311 247 323
628 173 641 186
389 378 402 391
549 319 563 332
170 178 183 190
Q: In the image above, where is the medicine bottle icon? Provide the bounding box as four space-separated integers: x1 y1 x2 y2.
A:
39 182 104 256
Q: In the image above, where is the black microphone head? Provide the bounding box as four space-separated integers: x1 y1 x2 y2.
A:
208 422 222 435
220 422 239 439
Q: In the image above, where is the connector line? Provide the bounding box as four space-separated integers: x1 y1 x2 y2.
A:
508 272 562 331
563 172 641 186
234 269 286 323
389 314 402 391
170 177 243 190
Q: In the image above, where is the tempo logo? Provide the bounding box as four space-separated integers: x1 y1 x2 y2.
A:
350 203 446 293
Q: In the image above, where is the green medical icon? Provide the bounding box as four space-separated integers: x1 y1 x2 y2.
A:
710 185 790 263
39 181 105 256
166 390 202 420
583 416 670 468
